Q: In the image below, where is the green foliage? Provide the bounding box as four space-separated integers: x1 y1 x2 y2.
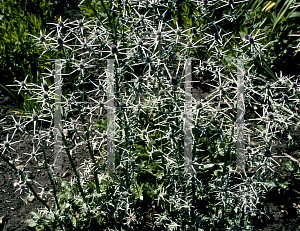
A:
0 0 52 112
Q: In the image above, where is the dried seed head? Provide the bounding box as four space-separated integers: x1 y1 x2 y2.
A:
40 35 46 42
42 82 49 92
267 113 274 120
57 36 63 45
292 82 297 89
111 45 118 54
282 94 288 101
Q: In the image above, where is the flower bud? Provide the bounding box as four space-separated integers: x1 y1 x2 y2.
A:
42 82 49 92
292 82 297 89
145 57 151 63
282 94 288 101
176 29 181 36
187 42 193 48
191 27 197 35
4 141 9 149
111 45 118 54
170 77 177 85
196 102 202 109
32 114 38 121
264 149 271 157
267 113 274 120
249 37 254 44
214 33 219 41
43 93 49 100
142 130 147 136
96 19 101 27
40 35 46 42
58 21 64 28
57 36 63 45
79 63 85 69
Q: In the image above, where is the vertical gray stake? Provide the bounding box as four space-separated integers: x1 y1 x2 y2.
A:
107 59 115 173
184 58 193 174
236 58 245 175
54 60 64 175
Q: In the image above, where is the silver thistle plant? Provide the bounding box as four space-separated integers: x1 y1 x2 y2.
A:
1 0 300 230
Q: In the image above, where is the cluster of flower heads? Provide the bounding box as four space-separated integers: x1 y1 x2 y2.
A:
2 0 300 230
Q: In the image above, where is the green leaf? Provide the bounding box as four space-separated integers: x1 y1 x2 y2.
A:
257 125 265 131
273 0 296 30
25 219 37 227
288 11 300 18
